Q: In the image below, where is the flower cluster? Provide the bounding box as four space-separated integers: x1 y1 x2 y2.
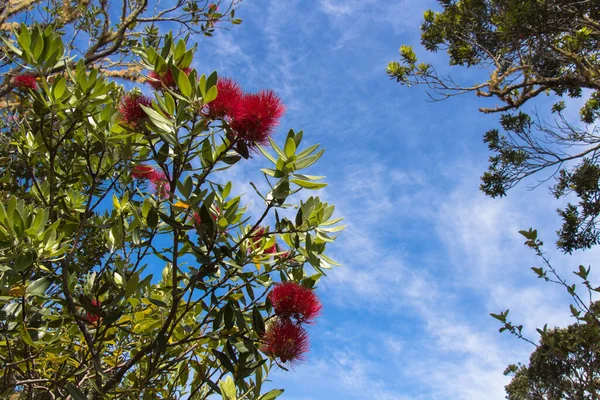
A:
12 75 37 90
205 78 285 148
131 164 171 198
86 299 101 324
147 68 192 91
268 282 322 324
261 319 309 364
261 282 322 365
119 93 152 128
205 78 244 120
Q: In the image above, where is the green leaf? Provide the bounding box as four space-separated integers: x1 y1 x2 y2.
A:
147 208 158 229
14 252 34 272
139 105 173 135
260 389 284 400
284 136 296 157
252 305 265 336
52 76 67 100
125 272 139 299
207 71 218 90
570 304 581 318
177 68 192 97
291 179 327 190
257 145 277 164
490 310 508 323
272 180 290 200
26 277 50 296
148 297 168 308
296 149 325 169
213 349 235 372
66 384 88 400
297 143 319 159
269 138 287 160
204 85 218 103
219 376 237 400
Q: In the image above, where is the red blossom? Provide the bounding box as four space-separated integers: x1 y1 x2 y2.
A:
148 169 171 198
131 164 155 179
192 210 218 227
12 75 37 90
131 164 171 197
264 243 278 254
147 68 192 91
251 227 266 244
268 282 322 324
193 211 202 227
261 318 309 365
119 93 152 128
278 250 292 259
231 90 285 147
86 299 101 324
205 78 244 120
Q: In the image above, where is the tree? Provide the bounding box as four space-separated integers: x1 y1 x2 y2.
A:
0 12 343 400
491 229 600 399
387 0 600 253
0 0 242 95
504 316 600 400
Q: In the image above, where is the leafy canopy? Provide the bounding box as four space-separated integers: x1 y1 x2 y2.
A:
388 0 600 253
0 15 343 400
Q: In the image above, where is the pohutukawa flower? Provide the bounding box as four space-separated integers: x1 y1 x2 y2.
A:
268 282 322 324
251 227 267 245
231 90 285 147
119 93 152 128
147 68 192 91
12 75 37 90
205 78 244 120
86 299 101 324
131 164 155 179
193 211 202 227
261 318 309 365
278 250 292 259
148 169 171 198
192 210 217 227
264 243 278 254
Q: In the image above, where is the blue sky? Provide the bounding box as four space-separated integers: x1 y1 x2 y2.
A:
187 1 600 399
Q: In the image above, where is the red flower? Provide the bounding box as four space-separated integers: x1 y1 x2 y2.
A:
261 318 309 365
264 243 278 254
268 282 322 324
131 164 155 179
12 75 37 90
205 78 244 120
147 68 192 91
193 211 202 227
148 169 171 198
231 90 285 147
251 227 266 244
278 250 292 259
131 164 171 197
86 299 101 324
119 93 152 128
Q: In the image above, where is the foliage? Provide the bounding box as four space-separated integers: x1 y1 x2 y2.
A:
0 0 242 96
504 306 600 399
491 229 600 399
387 0 600 253
0 17 343 400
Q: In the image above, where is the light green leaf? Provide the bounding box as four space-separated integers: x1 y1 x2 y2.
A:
291 179 327 190
260 389 284 400
26 277 50 296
